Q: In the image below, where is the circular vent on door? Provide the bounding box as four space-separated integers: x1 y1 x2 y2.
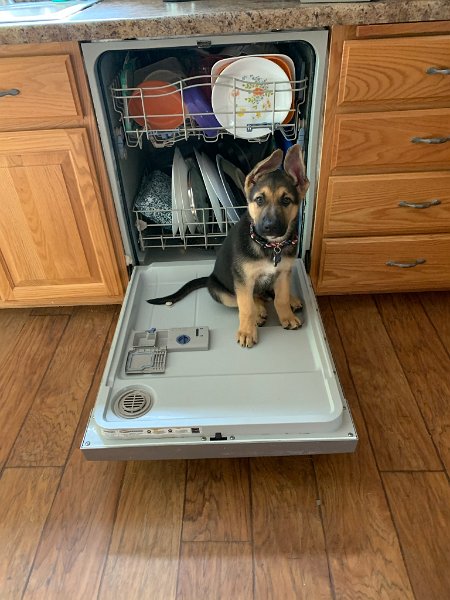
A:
113 388 153 419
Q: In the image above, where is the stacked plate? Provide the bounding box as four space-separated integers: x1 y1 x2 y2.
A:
171 149 246 237
211 54 295 140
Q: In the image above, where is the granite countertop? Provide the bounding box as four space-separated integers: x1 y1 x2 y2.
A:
1 0 450 45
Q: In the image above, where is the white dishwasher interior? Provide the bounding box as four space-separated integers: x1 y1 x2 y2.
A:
81 30 358 459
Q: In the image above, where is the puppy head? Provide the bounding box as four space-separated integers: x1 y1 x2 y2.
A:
245 145 309 240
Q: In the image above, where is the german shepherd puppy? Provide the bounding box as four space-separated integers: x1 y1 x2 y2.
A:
148 144 309 348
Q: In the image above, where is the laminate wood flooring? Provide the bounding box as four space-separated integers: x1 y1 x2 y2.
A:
0 295 448 600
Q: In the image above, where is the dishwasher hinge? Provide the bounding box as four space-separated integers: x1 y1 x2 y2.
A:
125 255 134 279
304 249 311 273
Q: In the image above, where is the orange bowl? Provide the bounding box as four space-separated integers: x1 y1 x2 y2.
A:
128 80 184 130
265 56 295 124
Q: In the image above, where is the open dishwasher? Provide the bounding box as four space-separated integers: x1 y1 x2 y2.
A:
80 30 357 460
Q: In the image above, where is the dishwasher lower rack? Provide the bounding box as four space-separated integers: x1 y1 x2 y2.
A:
135 205 246 250
81 259 357 460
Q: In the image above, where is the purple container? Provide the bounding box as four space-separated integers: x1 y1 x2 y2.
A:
183 85 221 138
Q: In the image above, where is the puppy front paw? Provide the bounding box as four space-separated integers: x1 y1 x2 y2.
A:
279 312 303 330
256 306 267 327
290 295 303 312
236 326 258 348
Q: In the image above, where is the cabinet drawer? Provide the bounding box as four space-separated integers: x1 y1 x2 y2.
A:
318 234 450 293
324 172 450 236
0 55 81 128
339 36 450 109
332 109 450 173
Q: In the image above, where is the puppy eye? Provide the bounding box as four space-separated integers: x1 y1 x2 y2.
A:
254 196 265 206
280 196 292 207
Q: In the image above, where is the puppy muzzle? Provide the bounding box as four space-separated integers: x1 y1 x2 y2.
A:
255 214 287 239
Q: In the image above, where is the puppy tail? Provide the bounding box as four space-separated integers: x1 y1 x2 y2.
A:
147 276 209 306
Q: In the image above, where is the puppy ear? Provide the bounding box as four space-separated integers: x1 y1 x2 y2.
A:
284 144 309 198
244 149 284 197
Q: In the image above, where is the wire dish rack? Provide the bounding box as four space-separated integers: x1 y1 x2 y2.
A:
112 74 308 149
135 205 246 250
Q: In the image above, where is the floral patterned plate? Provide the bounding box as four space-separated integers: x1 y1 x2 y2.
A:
211 56 292 140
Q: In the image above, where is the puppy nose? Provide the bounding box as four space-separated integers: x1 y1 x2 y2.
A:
262 216 282 235
262 219 274 233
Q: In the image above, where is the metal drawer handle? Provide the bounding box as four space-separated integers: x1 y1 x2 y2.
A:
386 258 426 268
399 199 441 209
0 88 20 98
427 67 450 75
411 136 450 144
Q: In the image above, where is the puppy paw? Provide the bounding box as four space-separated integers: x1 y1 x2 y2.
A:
280 312 303 330
290 295 303 312
236 326 258 348
256 306 268 327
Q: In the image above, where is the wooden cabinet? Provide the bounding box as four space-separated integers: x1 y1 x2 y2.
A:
0 54 82 128
338 36 450 110
311 22 450 294
0 43 127 307
0 129 123 304
332 109 450 172
319 235 450 293
324 172 450 237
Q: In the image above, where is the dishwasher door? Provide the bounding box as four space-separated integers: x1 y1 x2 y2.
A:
80 30 357 460
81 259 357 460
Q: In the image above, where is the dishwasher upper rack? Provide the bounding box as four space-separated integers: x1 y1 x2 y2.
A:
111 74 308 149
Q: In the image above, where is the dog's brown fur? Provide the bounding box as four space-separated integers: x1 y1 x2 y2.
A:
148 144 309 348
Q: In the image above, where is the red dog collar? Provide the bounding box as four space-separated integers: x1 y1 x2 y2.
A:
249 223 298 267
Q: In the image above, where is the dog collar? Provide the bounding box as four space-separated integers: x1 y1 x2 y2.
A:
249 223 299 267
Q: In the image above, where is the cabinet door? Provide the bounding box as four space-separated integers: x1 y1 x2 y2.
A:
0 128 124 306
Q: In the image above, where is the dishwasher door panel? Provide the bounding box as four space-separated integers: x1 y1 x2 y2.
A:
82 259 357 459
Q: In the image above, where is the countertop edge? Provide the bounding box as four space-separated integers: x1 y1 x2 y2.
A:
1 1 450 45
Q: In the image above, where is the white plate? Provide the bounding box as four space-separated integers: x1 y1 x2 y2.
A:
211 56 292 140
194 149 224 232
211 53 295 85
216 154 247 217
177 152 198 235
172 148 186 239
200 152 240 224
186 157 209 233
171 152 179 236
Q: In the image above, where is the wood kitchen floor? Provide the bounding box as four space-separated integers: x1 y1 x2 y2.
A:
0 293 449 600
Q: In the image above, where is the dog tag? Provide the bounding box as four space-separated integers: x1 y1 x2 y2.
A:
273 247 282 267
